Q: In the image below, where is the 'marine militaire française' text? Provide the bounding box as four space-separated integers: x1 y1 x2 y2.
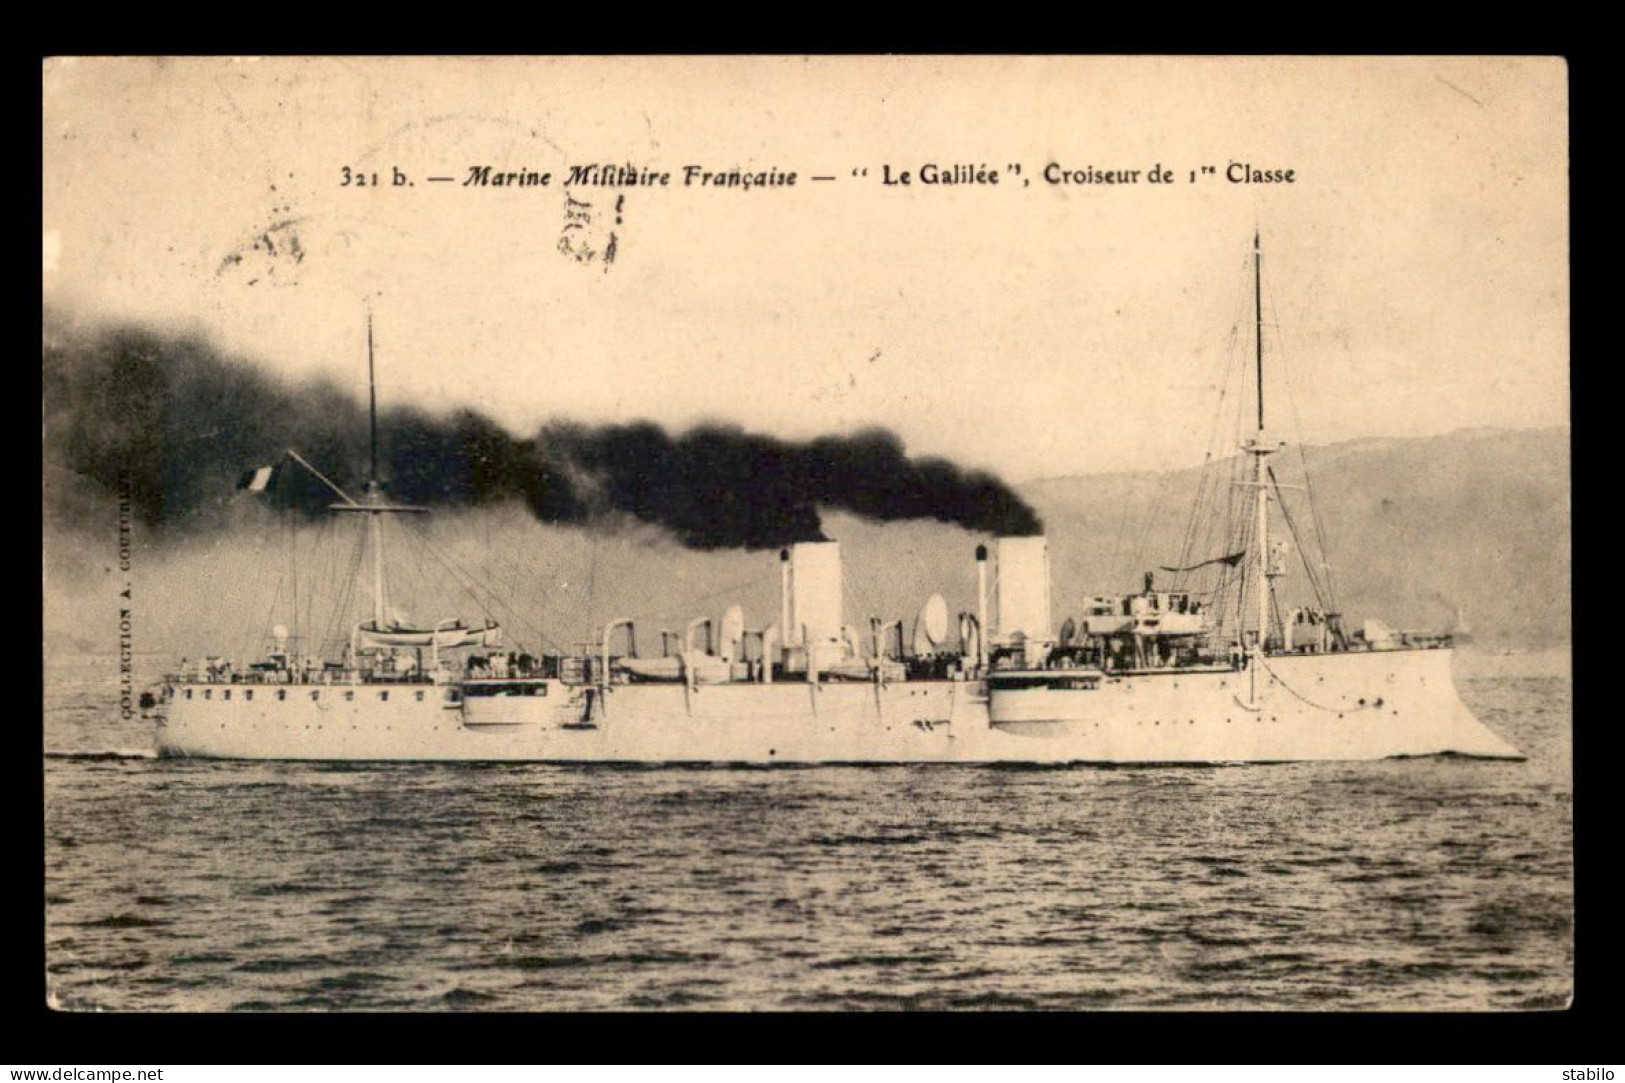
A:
464 164 799 189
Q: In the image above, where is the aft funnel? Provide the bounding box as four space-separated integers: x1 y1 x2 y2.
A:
995 535 1052 643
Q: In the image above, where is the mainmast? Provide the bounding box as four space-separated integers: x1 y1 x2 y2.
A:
1255 229 1265 433
1243 230 1281 705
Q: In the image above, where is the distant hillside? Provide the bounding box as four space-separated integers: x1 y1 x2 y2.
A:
44 427 1570 657
1024 426 1571 647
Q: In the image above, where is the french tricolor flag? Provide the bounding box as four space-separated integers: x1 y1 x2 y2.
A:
236 463 280 492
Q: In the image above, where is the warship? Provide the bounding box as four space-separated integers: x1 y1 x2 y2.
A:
146 235 1522 763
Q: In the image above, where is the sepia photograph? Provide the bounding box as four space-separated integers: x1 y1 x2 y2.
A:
42 55 1570 1012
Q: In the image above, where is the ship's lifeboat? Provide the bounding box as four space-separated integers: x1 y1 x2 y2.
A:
356 619 502 649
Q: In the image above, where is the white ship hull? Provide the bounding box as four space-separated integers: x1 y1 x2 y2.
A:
154 648 1520 763
985 647 1521 762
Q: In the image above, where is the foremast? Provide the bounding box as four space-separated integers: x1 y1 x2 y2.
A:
330 310 427 659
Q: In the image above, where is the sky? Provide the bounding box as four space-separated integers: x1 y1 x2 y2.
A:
42 56 1569 482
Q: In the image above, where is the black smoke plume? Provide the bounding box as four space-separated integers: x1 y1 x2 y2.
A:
43 315 1043 549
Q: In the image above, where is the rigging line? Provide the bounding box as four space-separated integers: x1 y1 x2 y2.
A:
845 559 871 637
396 518 540 651
400 515 503 612
318 534 354 658
320 524 368 658
526 539 591 652
477 523 594 640
480 562 571 657
400 517 563 655
1269 466 1329 609
857 556 903 638
256 584 281 663
235 523 283 662
397 514 425 618
335 522 367 638
301 522 330 648
1256 653 1374 714
1174 311 1248 576
1231 494 1258 637
301 520 336 654
539 537 607 645
1126 465 1177 591
1104 474 1137 593
333 544 362 655
840 560 884 648
627 570 779 623
898 541 939 604
1265 264 1341 615
561 542 613 648
412 507 546 624
1213 371 1252 628
367 308 377 485
843 555 892 628
286 483 298 650
330 558 363 658
1106 262 1235 591
581 535 600 640
1171 252 1255 587
1173 453 1219 581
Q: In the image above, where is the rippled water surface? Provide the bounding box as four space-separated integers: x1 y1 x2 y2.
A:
44 650 1571 1011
